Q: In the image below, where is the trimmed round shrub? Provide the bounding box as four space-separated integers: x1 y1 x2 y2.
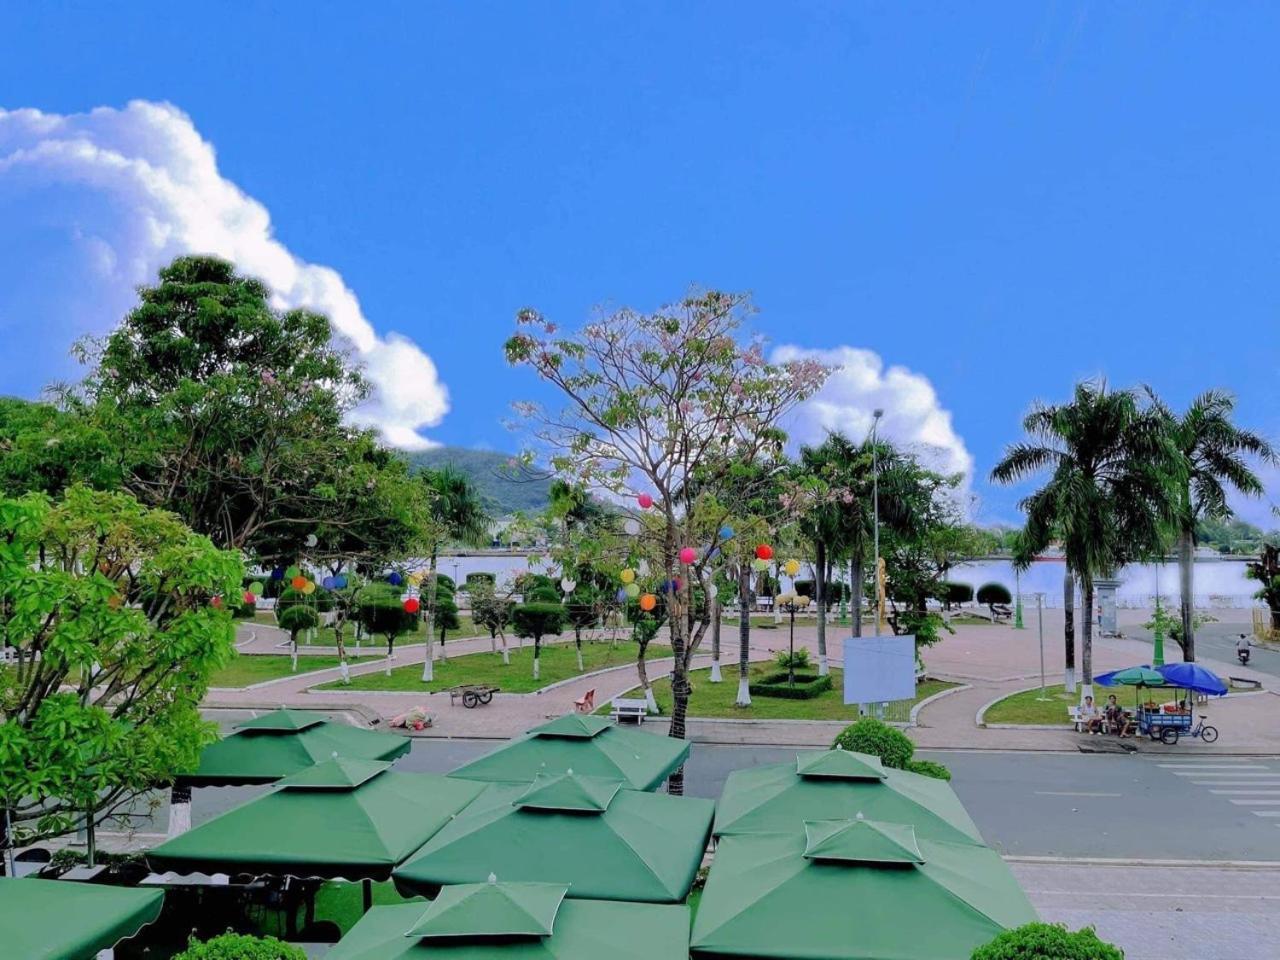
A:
906 759 952 781
277 603 318 636
465 571 496 592
970 923 1123 960
831 717 914 770
174 932 306 960
939 581 974 605
511 601 567 643
976 582 1013 606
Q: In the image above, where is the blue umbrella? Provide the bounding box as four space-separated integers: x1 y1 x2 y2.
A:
1157 662 1228 696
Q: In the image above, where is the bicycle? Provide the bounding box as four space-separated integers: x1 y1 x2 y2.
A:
1160 714 1218 745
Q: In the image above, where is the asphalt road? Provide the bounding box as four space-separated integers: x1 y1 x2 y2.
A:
180 738 1280 861
1126 619 1280 679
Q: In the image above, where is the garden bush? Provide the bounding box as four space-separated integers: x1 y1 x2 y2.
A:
906 759 952 781
831 717 915 769
970 922 1123 960
976 582 1012 606
277 603 318 639
465 571 496 591
939 581 974 606
749 672 832 699
793 580 849 602
511 602 567 643
173 932 306 960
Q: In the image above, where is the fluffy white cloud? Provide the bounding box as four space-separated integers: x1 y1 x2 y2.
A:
0 100 447 448
772 344 975 506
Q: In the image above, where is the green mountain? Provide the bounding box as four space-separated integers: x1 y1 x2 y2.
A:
406 447 554 516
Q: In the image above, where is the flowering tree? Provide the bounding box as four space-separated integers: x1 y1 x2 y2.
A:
505 291 829 792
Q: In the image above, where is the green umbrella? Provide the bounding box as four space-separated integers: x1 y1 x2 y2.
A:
1096 666 1167 687
691 818 1038 960
714 749 983 845
394 772 714 903
326 886 691 959
180 709 411 786
0 878 164 960
148 758 485 880
449 714 689 791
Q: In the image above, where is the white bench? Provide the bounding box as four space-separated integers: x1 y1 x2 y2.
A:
611 697 649 724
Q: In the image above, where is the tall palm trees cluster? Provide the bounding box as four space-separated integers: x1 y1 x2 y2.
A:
992 381 1274 690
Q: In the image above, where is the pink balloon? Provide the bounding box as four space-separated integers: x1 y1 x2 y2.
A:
679 547 697 564
637 493 654 509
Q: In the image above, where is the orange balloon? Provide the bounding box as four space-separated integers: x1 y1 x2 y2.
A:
291 575 308 590
639 593 657 612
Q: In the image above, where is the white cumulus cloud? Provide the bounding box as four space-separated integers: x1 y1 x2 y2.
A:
0 100 447 448
772 344 975 506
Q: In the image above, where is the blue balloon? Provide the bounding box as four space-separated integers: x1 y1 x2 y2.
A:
321 576 336 589
719 525 735 541
387 572 403 586
270 567 284 581
615 588 627 602
333 574 348 589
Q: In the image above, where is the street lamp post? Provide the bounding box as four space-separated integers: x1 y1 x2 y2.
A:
1014 569 1025 629
778 593 809 688
1035 593 1049 700
871 408 883 637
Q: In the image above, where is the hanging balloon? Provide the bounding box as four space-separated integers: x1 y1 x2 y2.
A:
211 595 224 609
623 518 641 535
560 578 576 593
403 597 421 614
624 582 640 598
388 572 403 586
615 588 628 602
719 525 735 541
755 544 774 561
783 559 800 577
620 568 636 584
407 572 422 585
679 547 697 564
285 566 301 579
271 567 285 581
333 574 348 589
637 493 654 509
321 576 336 589
301 581 316 595
752 558 769 572
639 593 657 612
306 534 318 548
248 581 265 596
291 575 308 590
243 591 257 605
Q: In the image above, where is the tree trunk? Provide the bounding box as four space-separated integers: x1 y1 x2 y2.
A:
815 541 829 676
709 597 722 682
1063 570 1076 693
636 642 655 711
850 557 864 637
422 553 439 682
1 806 12 876
385 634 395 676
290 635 299 673
575 630 584 672
736 565 752 706
1081 577 1095 698
1178 526 1196 662
167 784 193 838
500 629 510 665
666 532 690 796
533 638 541 680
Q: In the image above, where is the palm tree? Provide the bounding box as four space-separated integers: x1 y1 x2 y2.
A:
992 380 1174 693
419 466 491 681
1147 389 1276 661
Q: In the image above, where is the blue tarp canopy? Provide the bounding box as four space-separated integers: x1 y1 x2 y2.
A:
1157 662 1228 696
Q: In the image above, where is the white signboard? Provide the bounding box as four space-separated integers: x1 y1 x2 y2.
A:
843 635 916 704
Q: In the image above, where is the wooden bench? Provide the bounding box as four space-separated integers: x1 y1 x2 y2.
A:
611 697 649 724
448 684 499 708
574 689 596 714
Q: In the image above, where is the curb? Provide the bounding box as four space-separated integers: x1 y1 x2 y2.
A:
909 682 972 726
1003 854 1280 869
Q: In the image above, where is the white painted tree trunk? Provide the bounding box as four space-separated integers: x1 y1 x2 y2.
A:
533 654 540 680
339 659 350 685
645 685 659 713
710 659 722 682
735 676 751 707
576 642 584 672
421 652 434 682
290 640 298 673
166 792 191 838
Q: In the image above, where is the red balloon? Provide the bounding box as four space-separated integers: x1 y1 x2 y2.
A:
243 591 256 605
211 595 224 609
637 493 654 509
755 544 774 560
291 575 308 590
403 597 421 614
679 547 697 564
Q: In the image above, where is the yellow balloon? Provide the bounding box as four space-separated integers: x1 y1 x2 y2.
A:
302 581 316 595
784 559 800 577
620 568 636 584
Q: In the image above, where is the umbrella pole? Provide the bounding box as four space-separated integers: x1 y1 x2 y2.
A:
362 877 373 913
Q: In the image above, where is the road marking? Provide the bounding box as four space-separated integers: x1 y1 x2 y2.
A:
1174 771 1280 778
1210 789 1280 795
1034 791 1123 797
1254 811 1280 818
1229 799 1280 805
1160 764 1271 770
1190 780 1280 786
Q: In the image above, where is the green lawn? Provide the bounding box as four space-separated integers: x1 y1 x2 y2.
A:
605 663 956 721
209 654 351 687
983 683 1167 725
312 639 635 693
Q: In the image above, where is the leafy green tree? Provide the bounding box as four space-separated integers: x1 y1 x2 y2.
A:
1248 543 1280 632
72 255 370 557
356 585 419 668
970 922 1123 960
418 465 490 681
471 581 515 663
276 604 319 671
1147 389 1276 661
976 582 1012 617
565 583 602 671
511 601 567 680
174 932 306 960
992 381 1173 691
0 398 119 497
0 487 242 867
434 580 461 650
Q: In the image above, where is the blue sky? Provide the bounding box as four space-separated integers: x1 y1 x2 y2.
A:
2 2 1278 525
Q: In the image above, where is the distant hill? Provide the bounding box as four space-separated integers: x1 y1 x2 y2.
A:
406 447 554 516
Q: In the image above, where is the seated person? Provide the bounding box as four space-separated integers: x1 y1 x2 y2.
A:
1104 695 1132 737
1079 695 1103 734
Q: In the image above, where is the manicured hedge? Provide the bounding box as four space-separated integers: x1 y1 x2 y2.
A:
749 672 833 699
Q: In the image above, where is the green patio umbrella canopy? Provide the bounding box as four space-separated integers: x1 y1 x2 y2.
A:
1096 666 1168 687
180 709 411 786
448 714 689 791
713 749 984 846
691 818 1038 960
148 759 486 880
394 771 714 903
327 885 691 960
0 878 164 960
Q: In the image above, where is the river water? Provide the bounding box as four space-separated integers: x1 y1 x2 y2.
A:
429 554 1261 610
